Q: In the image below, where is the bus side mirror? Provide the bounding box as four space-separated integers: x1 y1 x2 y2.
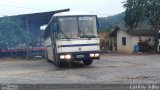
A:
97 19 100 34
97 19 100 30
52 24 56 32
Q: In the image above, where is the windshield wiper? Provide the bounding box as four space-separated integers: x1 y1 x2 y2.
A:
79 30 92 39
79 29 87 35
78 29 96 39
60 29 70 40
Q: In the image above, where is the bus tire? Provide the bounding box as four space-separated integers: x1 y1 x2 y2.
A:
45 52 50 62
83 59 93 65
47 58 52 62
55 61 63 67
45 53 51 62
46 54 50 62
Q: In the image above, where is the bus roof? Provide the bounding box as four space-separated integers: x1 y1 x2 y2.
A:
54 11 96 17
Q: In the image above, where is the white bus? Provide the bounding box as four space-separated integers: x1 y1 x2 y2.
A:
44 11 100 66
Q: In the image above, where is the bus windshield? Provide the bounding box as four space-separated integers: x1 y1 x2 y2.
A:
58 16 97 39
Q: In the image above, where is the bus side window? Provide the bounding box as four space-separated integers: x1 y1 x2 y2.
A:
52 23 56 32
53 23 59 38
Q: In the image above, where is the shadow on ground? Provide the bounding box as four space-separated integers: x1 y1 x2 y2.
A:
48 60 95 70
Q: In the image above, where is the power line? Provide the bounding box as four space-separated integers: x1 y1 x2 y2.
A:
0 4 47 11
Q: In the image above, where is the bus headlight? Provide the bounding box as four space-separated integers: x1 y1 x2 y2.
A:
95 53 100 57
90 53 100 58
60 55 65 59
90 53 94 57
65 55 71 59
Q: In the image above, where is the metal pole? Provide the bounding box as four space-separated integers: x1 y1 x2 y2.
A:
25 16 30 59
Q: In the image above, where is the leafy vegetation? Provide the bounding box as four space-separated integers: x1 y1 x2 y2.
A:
0 16 33 50
124 0 160 29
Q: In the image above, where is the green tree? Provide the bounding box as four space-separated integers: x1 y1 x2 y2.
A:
0 17 22 49
0 16 33 57
124 0 160 29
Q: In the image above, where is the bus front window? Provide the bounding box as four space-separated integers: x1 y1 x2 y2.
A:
58 16 97 39
78 16 97 38
58 17 78 39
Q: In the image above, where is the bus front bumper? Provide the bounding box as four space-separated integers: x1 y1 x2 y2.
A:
58 51 100 61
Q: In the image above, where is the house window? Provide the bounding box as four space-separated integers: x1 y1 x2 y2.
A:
122 37 126 46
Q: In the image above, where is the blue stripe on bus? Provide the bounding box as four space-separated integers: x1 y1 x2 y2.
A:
60 44 99 47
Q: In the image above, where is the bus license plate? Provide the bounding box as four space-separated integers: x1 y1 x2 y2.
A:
77 55 84 58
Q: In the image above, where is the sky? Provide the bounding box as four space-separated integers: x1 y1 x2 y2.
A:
0 0 126 17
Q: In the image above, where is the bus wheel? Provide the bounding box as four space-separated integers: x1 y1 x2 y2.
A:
46 53 50 62
47 59 51 62
55 61 63 67
83 59 93 65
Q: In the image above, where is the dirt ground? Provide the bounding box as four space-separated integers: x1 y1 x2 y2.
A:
0 54 160 84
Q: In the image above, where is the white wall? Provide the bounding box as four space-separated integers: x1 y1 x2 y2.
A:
117 30 154 53
117 30 132 53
